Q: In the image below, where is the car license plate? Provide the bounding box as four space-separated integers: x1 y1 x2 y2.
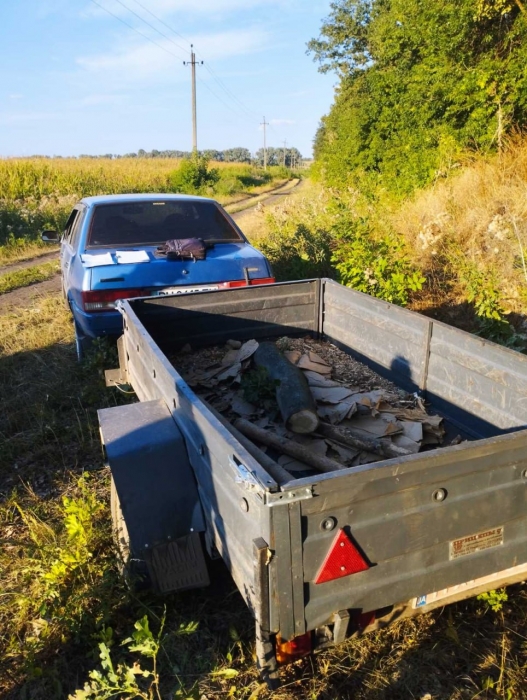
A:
153 285 220 296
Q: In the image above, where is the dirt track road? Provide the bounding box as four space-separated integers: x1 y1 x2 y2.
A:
0 179 304 313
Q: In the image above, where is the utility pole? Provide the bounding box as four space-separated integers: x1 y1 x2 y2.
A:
260 116 269 169
184 45 203 153
283 140 287 167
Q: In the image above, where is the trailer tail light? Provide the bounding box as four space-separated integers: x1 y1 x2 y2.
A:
275 632 312 665
315 529 370 584
358 610 376 629
82 289 148 311
224 277 275 288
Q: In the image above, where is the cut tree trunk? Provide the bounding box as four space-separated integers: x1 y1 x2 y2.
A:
234 419 346 474
254 342 319 434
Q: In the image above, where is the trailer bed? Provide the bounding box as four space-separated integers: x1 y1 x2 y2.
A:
104 278 527 665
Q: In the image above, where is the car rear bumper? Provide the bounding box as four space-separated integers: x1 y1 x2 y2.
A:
71 301 123 339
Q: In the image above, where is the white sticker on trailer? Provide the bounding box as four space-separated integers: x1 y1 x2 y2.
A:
449 526 504 560
412 559 527 610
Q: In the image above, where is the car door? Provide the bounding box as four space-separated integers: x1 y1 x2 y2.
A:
61 206 86 303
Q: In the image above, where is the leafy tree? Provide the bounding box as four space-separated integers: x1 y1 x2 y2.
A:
308 0 527 195
223 147 252 162
254 146 303 167
202 149 224 161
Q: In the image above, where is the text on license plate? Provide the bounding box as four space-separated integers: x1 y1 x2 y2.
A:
153 285 219 296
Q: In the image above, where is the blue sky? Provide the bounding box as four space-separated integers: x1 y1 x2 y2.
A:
0 0 336 158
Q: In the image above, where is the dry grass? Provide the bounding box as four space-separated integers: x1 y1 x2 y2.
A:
391 138 527 313
0 241 56 266
236 179 320 244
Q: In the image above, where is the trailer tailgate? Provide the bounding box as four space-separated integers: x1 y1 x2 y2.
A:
286 430 527 633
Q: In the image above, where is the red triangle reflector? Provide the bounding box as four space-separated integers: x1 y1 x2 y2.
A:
315 529 370 584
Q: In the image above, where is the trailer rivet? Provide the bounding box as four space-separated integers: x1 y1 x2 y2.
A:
240 498 249 513
432 488 447 502
321 517 336 531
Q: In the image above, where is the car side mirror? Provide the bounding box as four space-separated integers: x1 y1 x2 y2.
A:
41 230 60 243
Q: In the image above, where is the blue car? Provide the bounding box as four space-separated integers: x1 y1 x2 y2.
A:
42 194 274 359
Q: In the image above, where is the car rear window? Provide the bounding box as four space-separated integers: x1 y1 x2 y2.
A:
87 200 243 248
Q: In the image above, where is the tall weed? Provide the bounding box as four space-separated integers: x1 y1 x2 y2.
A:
0 475 118 675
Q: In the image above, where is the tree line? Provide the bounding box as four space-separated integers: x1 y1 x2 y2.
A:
72 146 304 167
309 0 527 196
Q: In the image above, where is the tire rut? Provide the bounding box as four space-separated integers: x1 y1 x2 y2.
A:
0 249 60 275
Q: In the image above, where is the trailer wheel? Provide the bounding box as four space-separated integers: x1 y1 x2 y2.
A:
110 476 151 590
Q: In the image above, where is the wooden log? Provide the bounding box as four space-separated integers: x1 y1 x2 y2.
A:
253 342 319 434
202 400 293 485
317 422 414 460
234 419 347 474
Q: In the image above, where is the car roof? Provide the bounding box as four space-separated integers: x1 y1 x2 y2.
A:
81 193 217 207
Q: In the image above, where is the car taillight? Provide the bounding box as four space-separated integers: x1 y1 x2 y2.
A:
315 529 370 584
224 277 275 288
275 632 312 665
82 289 148 311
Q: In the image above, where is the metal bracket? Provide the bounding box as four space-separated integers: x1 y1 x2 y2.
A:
231 457 261 492
266 486 313 506
105 368 126 387
333 609 350 645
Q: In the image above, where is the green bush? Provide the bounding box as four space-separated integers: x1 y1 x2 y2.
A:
169 155 220 194
258 220 335 281
332 219 426 306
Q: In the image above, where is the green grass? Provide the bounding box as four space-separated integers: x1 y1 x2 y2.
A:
0 260 60 295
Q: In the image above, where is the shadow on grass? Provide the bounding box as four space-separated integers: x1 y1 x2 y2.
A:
0 334 254 700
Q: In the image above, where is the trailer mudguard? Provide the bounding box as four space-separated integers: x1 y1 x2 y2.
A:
98 399 209 592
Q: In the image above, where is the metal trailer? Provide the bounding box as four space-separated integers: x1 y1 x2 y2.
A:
98 278 527 683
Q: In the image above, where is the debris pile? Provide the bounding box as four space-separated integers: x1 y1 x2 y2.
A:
174 337 449 483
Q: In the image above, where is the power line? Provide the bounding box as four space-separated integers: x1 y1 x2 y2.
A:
110 0 188 56
202 63 260 121
88 0 185 61
89 0 260 126
111 0 260 122
196 76 249 121
129 0 191 45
